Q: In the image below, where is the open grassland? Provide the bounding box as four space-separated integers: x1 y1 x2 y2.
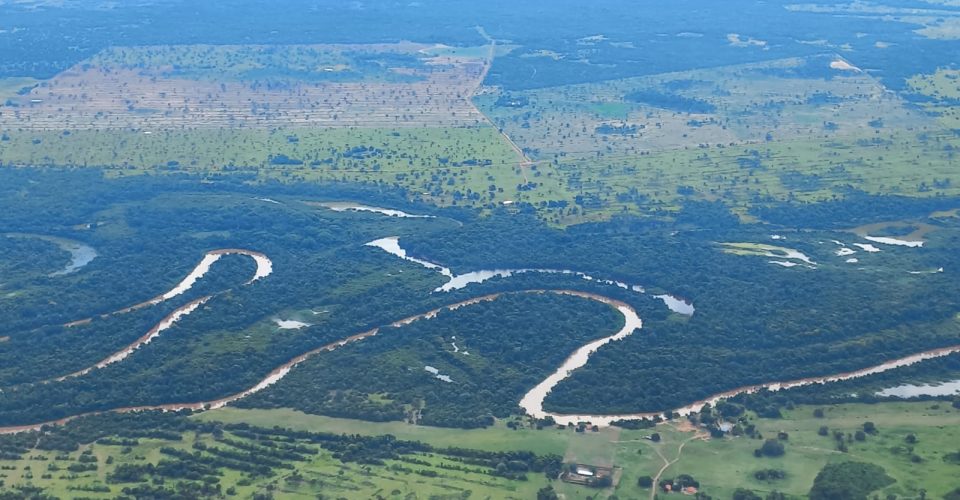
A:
908 67 960 129
3 120 957 224
195 408 572 456
551 129 960 220
2 46 958 223
640 402 960 500
0 427 550 499
784 3 960 41
471 55 960 222
910 68 960 100
0 77 40 101
0 43 487 130
0 126 571 209
201 402 960 499
3 402 960 499
87 43 441 82
477 55 927 158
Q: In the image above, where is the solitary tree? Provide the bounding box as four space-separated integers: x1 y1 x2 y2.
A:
759 439 785 457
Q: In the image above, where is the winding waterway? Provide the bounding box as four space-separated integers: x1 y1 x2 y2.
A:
367 236 676 296
2 242 957 433
5 233 98 276
5 285 960 434
105 249 272 316
47 250 273 382
313 202 435 219
56 297 212 381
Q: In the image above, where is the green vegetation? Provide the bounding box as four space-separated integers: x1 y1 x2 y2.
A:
0 126 550 210
89 44 435 83
0 412 560 499
239 292 624 428
1 169 958 426
4 46 959 225
606 402 960 499
2 2 960 496
809 462 895 500
5 401 954 499
908 67 960 129
0 77 39 101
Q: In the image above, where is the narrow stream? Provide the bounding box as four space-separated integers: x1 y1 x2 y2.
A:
5 233 98 276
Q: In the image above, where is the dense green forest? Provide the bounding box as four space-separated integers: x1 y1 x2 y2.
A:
0 169 957 428
239 293 624 428
2 1 960 496
2 0 955 92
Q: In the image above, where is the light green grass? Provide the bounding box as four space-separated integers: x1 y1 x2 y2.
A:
5 403 958 498
908 67 960 128
0 426 552 499
557 128 960 222
663 402 960 499
0 77 39 100
0 126 574 210
561 427 621 467
587 102 632 120
194 407 572 455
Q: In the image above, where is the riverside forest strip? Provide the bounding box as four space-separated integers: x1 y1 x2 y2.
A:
3 287 960 434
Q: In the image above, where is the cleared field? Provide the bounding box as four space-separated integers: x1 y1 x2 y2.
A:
1 47 957 224
0 43 487 130
784 3 960 41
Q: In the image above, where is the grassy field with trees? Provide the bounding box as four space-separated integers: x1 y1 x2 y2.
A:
5 402 955 499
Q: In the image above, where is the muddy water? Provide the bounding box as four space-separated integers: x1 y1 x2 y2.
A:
863 235 924 248
112 249 272 315
315 202 435 219
49 250 273 381
654 294 695 316
877 379 960 398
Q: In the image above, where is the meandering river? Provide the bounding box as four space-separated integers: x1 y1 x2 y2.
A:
106 249 272 316
5 284 960 434
4 244 960 434
365 236 695 315
312 202 435 219
5 233 98 276
48 249 273 381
